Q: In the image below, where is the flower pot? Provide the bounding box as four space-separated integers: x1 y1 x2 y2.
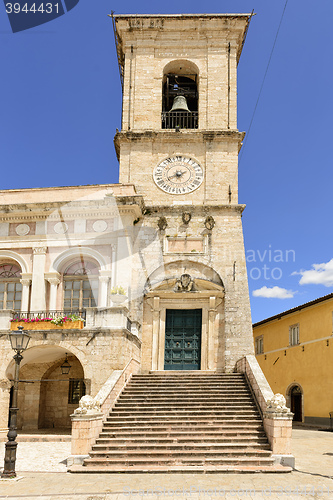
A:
111 294 127 305
10 320 84 330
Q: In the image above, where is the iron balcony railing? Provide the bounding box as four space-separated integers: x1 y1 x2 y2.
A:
12 310 86 321
162 111 198 130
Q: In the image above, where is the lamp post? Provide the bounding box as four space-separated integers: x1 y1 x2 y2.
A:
1 326 30 479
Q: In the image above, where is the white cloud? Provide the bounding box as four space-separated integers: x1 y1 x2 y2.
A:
293 258 333 287
252 286 296 299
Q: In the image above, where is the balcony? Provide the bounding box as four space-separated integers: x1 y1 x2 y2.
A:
0 308 140 337
162 111 198 130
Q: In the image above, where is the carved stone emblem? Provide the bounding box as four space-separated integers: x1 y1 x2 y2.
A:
175 273 194 292
16 224 30 236
93 220 108 232
54 222 68 234
182 212 192 225
157 217 168 231
204 216 215 230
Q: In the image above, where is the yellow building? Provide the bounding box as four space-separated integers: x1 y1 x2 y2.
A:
253 293 333 427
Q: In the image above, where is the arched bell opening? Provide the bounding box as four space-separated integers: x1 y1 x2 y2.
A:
162 60 199 130
287 383 303 423
5 345 86 433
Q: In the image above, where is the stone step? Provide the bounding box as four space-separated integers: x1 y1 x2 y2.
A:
92 441 271 451
99 429 266 438
122 387 250 392
104 417 262 426
118 395 253 402
73 372 282 474
88 448 273 459
115 400 256 407
100 424 265 433
108 410 260 418
95 436 269 445
70 463 291 473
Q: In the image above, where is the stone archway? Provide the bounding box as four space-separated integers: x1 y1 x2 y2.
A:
286 383 303 423
142 260 225 372
5 345 85 432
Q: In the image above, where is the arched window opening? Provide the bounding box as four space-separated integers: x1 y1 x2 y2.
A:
63 260 99 313
0 263 22 311
162 62 198 130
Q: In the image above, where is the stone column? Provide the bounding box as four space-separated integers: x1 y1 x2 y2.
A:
30 247 47 311
20 274 32 313
47 277 61 311
98 274 110 308
151 297 160 371
208 296 216 370
0 379 11 441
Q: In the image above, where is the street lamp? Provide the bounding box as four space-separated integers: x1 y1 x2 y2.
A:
1 326 30 479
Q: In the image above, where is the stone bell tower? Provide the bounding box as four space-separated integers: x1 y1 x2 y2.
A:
112 14 254 372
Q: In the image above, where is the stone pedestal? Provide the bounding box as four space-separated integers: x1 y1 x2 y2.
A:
71 413 103 456
0 379 11 442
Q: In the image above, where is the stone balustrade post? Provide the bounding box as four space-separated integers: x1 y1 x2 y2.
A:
0 310 13 330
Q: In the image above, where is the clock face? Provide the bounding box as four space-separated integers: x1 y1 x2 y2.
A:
153 156 204 194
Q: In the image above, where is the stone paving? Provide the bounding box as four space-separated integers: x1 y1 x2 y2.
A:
0 428 332 500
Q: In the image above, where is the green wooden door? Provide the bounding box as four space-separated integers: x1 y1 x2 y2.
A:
164 309 202 370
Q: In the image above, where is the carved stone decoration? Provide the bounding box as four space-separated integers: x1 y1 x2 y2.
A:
20 278 31 287
157 216 168 231
204 216 215 230
33 246 47 255
47 278 61 287
54 222 68 234
15 223 30 236
92 220 108 232
266 394 290 414
174 273 194 292
182 212 192 225
73 395 102 415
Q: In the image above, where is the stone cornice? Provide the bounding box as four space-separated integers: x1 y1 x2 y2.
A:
144 204 246 215
114 130 245 160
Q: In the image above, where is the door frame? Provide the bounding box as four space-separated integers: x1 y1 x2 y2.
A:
145 291 224 371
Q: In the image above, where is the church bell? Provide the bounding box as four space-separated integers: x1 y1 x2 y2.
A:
170 95 190 113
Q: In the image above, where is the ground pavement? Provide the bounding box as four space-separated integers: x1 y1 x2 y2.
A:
0 428 332 500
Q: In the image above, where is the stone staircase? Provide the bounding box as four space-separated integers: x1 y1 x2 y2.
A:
76 373 290 472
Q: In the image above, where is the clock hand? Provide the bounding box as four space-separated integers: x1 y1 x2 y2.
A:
168 170 186 180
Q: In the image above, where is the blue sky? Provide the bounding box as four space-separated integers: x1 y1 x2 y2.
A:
1 0 332 323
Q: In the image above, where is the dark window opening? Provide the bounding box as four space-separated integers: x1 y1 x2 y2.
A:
68 379 86 404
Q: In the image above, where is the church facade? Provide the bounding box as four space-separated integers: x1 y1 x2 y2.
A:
0 15 293 468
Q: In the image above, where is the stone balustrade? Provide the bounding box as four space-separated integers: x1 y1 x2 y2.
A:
68 357 140 466
236 355 295 468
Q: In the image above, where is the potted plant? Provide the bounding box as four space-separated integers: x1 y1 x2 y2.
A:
10 313 84 330
110 285 127 305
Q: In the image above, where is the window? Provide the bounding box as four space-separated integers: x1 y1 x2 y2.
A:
0 263 22 311
63 260 99 312
68 379 86 404
289 324 299 346
255 335 264 355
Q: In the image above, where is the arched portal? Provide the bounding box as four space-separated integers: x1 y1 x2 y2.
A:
142 260 225 372
5 345 85 431
287 384 303 422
